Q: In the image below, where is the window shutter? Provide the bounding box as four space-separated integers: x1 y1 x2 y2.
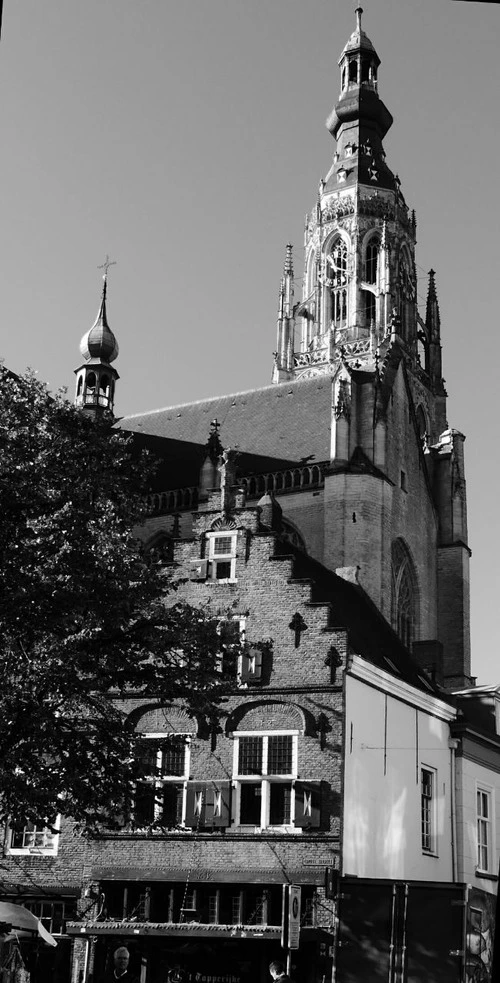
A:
240 647 263 683
134 782 156 826
185 782 231 828
184 783 207 828
206 781 232 828
294 781 321 828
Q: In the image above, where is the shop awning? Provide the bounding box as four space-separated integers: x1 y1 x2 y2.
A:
0 903 57 947
67 921 282 940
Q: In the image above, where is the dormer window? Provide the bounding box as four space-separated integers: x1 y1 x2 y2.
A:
207 532 238 582
344 144 353 158
337 168 347 184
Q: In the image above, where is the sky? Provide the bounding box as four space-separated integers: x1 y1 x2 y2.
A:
0 0 498 685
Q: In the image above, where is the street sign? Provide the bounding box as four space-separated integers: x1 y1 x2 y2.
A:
288 885 301 950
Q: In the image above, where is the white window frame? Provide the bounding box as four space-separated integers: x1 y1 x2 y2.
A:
134 733 191 826
476 784 494 873
233 731 298 830
7 820 60 857
216 615 245 675
207 532 238 582
421 765 437 855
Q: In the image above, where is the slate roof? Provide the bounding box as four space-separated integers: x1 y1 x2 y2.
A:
118 376 334 468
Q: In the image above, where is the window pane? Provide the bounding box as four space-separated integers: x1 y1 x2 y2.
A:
134 783 156 825
269 783 291 824
239 737 263 774
161 739 186 776
215 561 232 580
267 735 293 774
213 537 232 555
160 784 183 826
240 783 262 824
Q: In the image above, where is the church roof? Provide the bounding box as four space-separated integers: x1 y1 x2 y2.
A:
118 376 334 467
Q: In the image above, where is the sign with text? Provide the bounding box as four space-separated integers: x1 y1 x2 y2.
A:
288 885 301 950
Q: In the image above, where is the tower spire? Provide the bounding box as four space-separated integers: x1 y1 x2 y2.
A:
74 259 120 415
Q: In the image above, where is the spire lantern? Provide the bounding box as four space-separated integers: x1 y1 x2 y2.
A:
74 259 120 415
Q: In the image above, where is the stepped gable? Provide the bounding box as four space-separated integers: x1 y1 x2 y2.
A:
117 376 334 467
281 542 443 697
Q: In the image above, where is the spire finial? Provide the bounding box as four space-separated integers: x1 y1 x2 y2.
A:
97 255 116 300
355 6 363 32
97 254 116 279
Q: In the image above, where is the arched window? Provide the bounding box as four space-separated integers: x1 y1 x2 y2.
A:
416 405 429 449
349 60 358 83
365 237 379 284
280 519 306 553
391 539 418 649
361 59 370 83
341 66 347 91
362 290 376 325
327 238 348 327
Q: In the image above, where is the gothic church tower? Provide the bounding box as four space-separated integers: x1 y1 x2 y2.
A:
274 9 470 688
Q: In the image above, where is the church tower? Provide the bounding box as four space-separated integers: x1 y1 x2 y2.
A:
273 8 471 688
74 266 119 415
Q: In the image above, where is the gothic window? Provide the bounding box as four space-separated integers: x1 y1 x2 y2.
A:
416 405 429 448
391 539 418 649
362 290 376 326
365 237 379 284
328 238 348 327
280 520 306 553
397 249 414 338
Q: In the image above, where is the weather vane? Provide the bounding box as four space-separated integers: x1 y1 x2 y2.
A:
97 254 117 278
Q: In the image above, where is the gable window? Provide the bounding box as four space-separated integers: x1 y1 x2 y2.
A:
134 735 190 828
207 532 238 582
7 822 59 856
421 767 436 853
477 787 493 872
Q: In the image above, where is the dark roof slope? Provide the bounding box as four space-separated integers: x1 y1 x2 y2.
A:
118 376 334 465
280 541 448 699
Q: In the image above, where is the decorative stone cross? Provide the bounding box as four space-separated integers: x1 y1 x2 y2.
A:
289 612 308 648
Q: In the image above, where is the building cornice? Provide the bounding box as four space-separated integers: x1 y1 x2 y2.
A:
348 655 456 720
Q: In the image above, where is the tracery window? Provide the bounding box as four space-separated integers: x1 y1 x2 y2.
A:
365 237 379 284
391 539 418 649
327 238 348 327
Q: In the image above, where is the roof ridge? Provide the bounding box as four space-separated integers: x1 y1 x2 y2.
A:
119 376 331 421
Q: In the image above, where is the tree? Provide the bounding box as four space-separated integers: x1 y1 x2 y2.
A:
0 368 240 832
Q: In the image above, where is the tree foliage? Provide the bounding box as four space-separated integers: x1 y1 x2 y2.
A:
0 368 238 832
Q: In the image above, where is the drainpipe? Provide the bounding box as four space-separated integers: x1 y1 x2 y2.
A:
448 738 459 881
